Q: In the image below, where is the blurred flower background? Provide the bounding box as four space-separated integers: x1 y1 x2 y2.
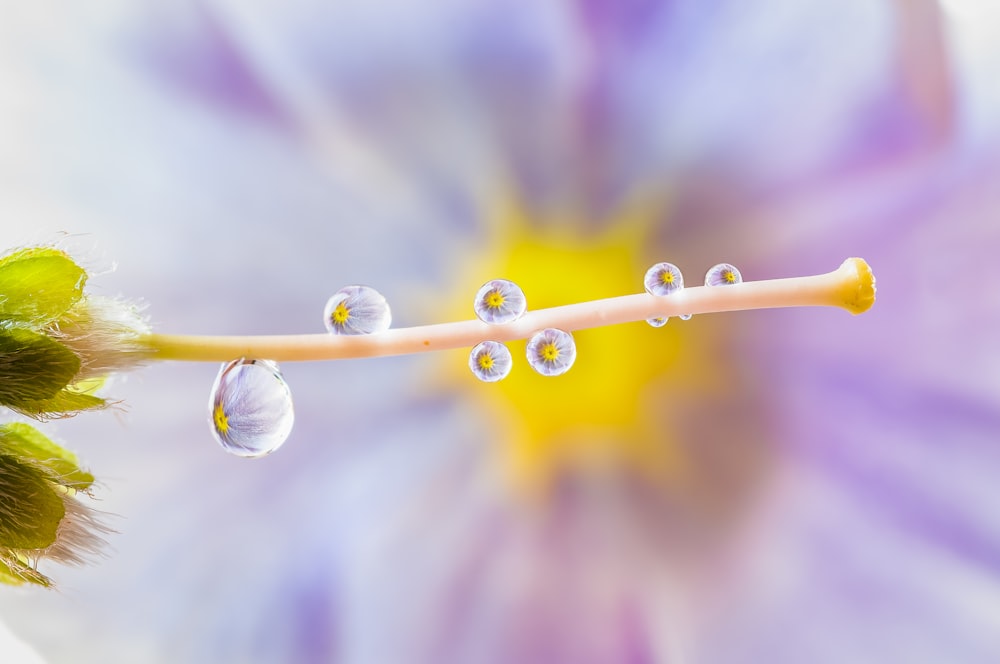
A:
2 0 1000 662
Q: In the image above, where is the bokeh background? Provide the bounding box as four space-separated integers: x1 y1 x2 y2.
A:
1 1 1000 662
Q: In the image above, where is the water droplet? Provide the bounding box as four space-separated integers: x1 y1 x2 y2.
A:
324 285 391 335
526 328 576 376
705 263 743 287
469 341 513 382
209 359 294 458
644 262 684 296
644 262 684 327
474 279 527 324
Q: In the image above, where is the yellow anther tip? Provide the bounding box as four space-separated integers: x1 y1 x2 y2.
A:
839 257 876 315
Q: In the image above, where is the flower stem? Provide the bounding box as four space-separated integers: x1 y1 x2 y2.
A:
143 258 874 363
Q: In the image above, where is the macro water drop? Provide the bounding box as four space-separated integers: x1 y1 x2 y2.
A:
643 262 684 327
324 285 392 335
469 340 513 382
526 328 576 376
705 263 743 287
209 358 295 458
474 279 527 324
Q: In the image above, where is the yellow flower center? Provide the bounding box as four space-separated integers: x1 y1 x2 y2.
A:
478 353 495 371
485 290 506 310
213 403 229 435
331 302 351 325
445 201 770 502
539 343 560 363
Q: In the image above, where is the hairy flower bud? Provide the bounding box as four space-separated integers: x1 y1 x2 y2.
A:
0 247 151 419
0 423 107 587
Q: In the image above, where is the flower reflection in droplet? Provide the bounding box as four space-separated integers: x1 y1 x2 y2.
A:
209 359 294 458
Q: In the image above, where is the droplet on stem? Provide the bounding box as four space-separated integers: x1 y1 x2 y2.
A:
643 262 684 327
526 328 576 376
209 358 294 458
324 285 392 335
469 341 513 382
474 279 527 324
705 263 743 287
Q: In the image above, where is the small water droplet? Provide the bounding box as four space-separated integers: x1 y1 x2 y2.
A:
705 263 743 287
526 328 576 376
209 359 294 458
644 262 684 296
469 341 513 382
324 285 391 335
474 279 527 324
644 262 684 327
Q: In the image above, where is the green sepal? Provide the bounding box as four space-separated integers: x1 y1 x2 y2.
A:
19 377 109 419
0 423 94 491
0 556 50 587
17 389 107 419
0 247 87 328
0 559 25 586
0 454 65 550
0 328 81 413
71 376 107 395
0 560 21 585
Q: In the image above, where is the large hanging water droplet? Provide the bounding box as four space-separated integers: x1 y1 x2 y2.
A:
705 263 743 287
209 358 294 458
324 285 392 335
474 279 527 324
469 340 513 382
526 328 576 376
643 262 684 327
